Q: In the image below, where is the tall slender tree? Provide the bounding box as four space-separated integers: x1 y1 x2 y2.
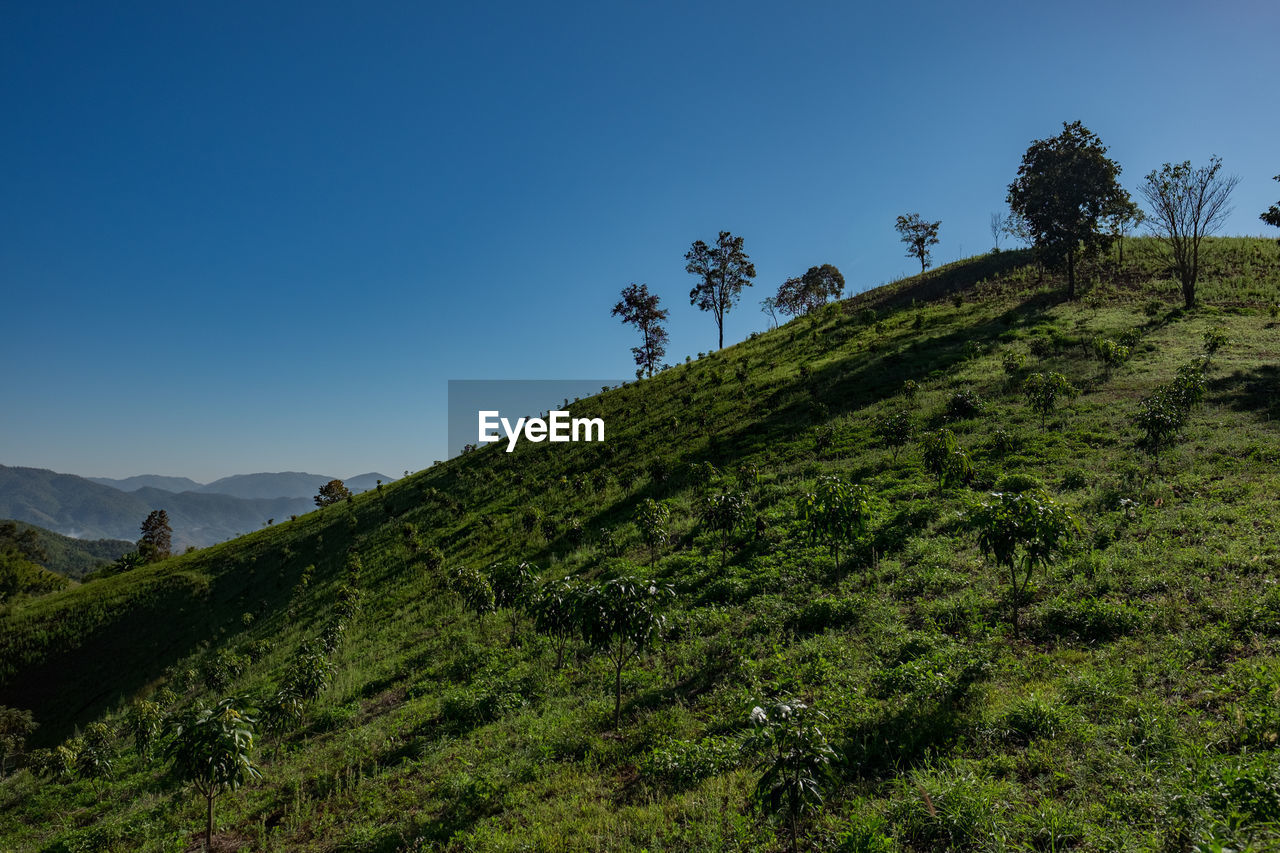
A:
1007 121 1132 299
1138 157 1239 308
895 214 941 273
686 230 756 349
138 509 172 563
611 283 669 379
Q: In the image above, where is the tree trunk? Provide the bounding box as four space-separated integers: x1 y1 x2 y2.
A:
614 654 624 726
206 793 215 851
1066 247 1076 300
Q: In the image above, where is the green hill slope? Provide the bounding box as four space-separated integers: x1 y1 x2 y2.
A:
3 237 1280 852
1 520 133 579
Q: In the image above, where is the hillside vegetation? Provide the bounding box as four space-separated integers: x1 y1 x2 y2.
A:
3 237 1280 852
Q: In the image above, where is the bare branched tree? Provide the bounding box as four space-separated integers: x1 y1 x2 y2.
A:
1138 156 1239 308
990 211 1006 251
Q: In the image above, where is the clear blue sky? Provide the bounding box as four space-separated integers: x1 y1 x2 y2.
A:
2 0 1277 481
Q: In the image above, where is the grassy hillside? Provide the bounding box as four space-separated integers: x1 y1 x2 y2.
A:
2 520 133 579
3 237 1280 852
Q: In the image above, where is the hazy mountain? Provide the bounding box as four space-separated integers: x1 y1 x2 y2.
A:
197 472 333 500
196 471 395 500
86 474 204 493
0 465 312 548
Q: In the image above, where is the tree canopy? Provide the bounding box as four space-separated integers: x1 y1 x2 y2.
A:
314 479 352 507
1007 121 1132 299
611 283 669 379
774 264 845 317
894 214 941 273
685 231 756 350
137 510 172 564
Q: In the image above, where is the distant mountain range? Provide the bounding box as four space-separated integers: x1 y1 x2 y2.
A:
0 466 394 548
86 470 391 500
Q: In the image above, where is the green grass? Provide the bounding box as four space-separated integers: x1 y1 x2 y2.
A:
2 237 1280 851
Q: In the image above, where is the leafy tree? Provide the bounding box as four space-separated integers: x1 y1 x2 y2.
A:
1134 388 1187 461
874 409 914 460
580 575 672 725
774 264 845 316
282 642 336 702
635 498 670 568
746 700 838 853
260 685 305 755
895 213 941 273
1007 121 1132 299
448 565 496 623
686 230 757 349
137 509 172 563
798 475 872 572
970 489 1079 638
489 560 537 642
1092 338 1130 376
165 698 261 851
125 699 163 760
920 428 972 493
611 283 670 379
1262 175 1280 240
1138 157 1239 308
314 478 352 507
0 549 67 602
698 491 750 569
1023 372 1078 428
0 706 37 776
1202 327 1229 363
75 721 115 793
531 578 584 669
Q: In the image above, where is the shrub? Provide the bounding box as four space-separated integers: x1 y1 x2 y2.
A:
920 429 972 493
640 735 740 790
945 389 986 420
746 700 838 853
699 491 751 569
969 489 1080 638
1022 372 1077 428
799 476 872 572
874 410 914 460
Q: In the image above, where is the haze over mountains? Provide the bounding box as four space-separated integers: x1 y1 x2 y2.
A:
0 465 393 548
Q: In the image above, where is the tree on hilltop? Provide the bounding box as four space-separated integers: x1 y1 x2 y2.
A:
314 479 352 507
1262 175 1280 241
611 283 669 379
775 264 845 317
1007 121 1132 299
686 230 756 350
895 214 941 273
1138 156 1239 308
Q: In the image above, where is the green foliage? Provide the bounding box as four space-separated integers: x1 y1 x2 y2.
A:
920 429 972 492
944 388 986 420
314 479 352 507
1022 371 1077 428
0 706 37 776
579 575 672 724
746 700 837 853
448 565 496 622
165 697 260 850
1008 120 1132 298
136 509 172 564
635 498 671 567
1203 326 1229 359
775 264 845 316
698 491 751 569
124 700 163 760
1091 337 1130 372
969 489 1080 637
874 410 914 460
799 475 872 571
282 643 336 702
530 578 585 669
